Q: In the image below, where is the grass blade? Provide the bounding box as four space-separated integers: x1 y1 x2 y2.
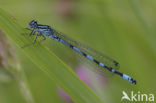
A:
0 8 103 103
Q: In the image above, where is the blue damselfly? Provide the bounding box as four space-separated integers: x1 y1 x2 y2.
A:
24 20 137 85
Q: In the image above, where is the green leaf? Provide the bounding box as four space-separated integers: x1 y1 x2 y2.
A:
0 8 103 103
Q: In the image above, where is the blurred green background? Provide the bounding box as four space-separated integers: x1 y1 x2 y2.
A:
0 0 156 103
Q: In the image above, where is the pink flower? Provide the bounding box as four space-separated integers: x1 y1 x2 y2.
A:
58 65 107 102
58 88 73 103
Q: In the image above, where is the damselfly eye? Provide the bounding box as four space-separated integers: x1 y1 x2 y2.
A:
29 20 37 25
29 20 37 28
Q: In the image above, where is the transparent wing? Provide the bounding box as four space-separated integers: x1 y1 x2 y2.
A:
53 29 120 70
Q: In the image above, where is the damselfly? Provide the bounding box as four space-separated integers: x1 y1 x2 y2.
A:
24 20 137 85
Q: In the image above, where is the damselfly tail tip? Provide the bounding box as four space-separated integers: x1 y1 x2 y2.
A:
131 78 137 85
123 74 137 85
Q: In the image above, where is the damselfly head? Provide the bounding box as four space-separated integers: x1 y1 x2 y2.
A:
29 20 38 29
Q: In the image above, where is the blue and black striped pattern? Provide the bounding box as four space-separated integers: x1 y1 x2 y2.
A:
26 20 137 85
